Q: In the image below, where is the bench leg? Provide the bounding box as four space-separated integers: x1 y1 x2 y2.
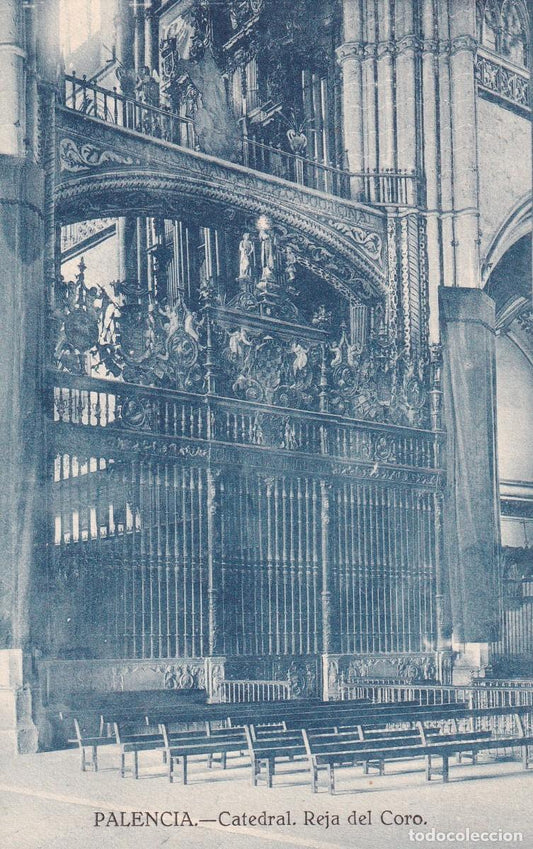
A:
93 745 98 772
120 753 126 779
522 746 530 770
182 755 188 786
133 750 139 780
221 752 227 770
442 755 449 783
266 758 273 789
168 756 174 783
251 758 259 787
310 764 318 793
328 764 335 795
207 753 213 769
80 748 86 772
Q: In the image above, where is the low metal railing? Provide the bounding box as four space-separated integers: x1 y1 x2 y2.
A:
243 136 417 205
61 73 196 148
337 678 533 708
219 679 293 703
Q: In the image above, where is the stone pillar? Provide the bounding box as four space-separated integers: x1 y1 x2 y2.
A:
420 0 442 342
0 1 26 157
376 0 394 170
439 288 500 680
448 5 480 288
0 0 46 755
144 0 158 73
395 0 418 176
337 1 365 196
133 0 145 75
0 156 44 752
115 0 135 71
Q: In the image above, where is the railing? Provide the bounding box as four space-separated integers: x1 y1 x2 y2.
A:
61 73 196 148
50 371 440 471
475 48 530 114
337 678 533 708
243 136 417 205
219 679 293 703
60 74 417 206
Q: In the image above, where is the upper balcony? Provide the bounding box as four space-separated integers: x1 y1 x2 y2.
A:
59 73 418 209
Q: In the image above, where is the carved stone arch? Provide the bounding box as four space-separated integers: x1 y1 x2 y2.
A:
477 0 502 50
482 194 531 286
55 169 387 304
500 0 529 63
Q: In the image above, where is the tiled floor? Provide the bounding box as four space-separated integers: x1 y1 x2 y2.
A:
1 745 532 849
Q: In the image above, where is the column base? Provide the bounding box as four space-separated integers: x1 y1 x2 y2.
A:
0 650 38 754
451 642 492 685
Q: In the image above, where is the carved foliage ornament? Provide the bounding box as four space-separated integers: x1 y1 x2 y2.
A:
59 138 139 173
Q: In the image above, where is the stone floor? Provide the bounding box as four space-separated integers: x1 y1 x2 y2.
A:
1 744 532 849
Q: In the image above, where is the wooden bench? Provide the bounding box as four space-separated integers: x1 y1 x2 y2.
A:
302 714 533 793
72 718 117 772
161 725 249 784
114 724 166 778
245 726 307 787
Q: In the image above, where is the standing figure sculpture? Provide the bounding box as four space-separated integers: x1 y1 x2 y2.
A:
259 228 275 279
238 232 255 280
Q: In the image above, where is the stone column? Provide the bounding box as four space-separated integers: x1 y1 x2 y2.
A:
115 0 135 71
394 0 418 177
0 1 26 156
439 288 500 681
0 0 45 755
448 5 481 288
420 0 442 342
133 0 145 75
337 1 365 197
144 0 158 73
376 0 394 170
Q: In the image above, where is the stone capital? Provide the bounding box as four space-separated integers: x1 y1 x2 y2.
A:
336 41 365 64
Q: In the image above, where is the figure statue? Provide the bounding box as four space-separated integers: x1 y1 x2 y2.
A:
285 245 297 282
291 342 308 375
228 327 252 358
238 232 255 280
184 309 200 342
136 66 160 106
259 227 275 279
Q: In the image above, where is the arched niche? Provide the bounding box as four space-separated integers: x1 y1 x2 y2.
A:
485 233 533 548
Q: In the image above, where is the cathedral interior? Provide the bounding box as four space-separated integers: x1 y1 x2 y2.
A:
0 0 531 754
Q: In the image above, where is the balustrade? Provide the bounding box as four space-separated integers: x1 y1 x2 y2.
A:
337 679 533 710
219 679 293 703
61 73 196 148
60 74 418 206
50 371 439 471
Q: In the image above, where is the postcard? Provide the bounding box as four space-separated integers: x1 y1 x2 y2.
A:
0 0 531 847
